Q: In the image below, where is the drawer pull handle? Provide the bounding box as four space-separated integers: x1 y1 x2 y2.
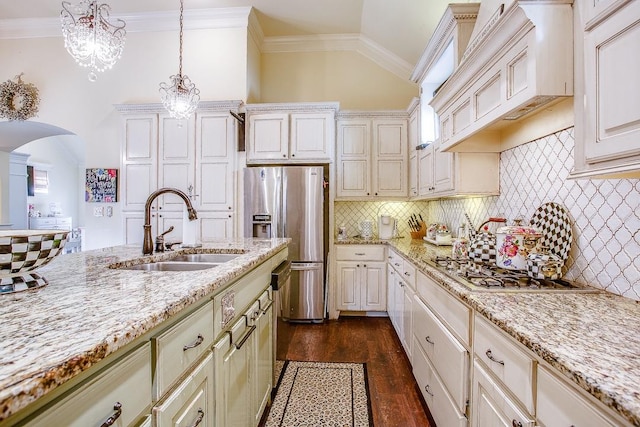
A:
183 334 204 351
100 402 122 427
425 336 434 345
235 325 256 349
486 349 505 365
261 300 273 313
511 420 522 427
355 252 366 256
404 271 410 276
394 262 400 267
189 409 205 427
424 385 434 397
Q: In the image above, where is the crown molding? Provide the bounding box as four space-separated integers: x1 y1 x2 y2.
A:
262 33 413 80
0 7 253 39
114 100 244 115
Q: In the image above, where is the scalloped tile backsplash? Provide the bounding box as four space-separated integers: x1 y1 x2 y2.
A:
335 127 640 300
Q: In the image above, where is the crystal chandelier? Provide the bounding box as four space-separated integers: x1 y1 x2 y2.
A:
60 1 126 82
159 0 200 121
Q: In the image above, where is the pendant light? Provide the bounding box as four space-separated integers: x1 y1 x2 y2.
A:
60 1 126 82
159 0 200 120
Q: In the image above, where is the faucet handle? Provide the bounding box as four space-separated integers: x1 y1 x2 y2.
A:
165 242 182 251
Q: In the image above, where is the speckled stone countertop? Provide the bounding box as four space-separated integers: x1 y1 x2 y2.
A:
336 237 640 426
0 238 288 422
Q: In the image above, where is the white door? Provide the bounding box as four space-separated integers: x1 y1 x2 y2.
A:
290 112 334 160
122 114 158 211
158 114 195 213
337 120 371 197
248 113 289 161
361 262 386 311
336 261 359 310
372 119 407 197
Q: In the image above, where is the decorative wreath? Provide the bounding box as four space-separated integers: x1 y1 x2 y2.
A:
0 73 40 121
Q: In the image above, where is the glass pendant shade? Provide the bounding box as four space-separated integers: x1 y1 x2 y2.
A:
61 0 126 82
160 74 200 121
159 0 200 120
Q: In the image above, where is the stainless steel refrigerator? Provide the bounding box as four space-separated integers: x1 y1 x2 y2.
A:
244 166 327 322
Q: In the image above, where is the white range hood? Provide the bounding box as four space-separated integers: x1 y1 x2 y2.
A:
429 0 574 152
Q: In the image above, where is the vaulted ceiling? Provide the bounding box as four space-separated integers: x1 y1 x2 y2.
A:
0 0 468 73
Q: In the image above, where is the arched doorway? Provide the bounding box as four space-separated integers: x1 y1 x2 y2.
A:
0 121 84 234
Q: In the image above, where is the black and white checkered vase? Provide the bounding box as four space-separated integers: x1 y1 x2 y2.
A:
0 231 68 293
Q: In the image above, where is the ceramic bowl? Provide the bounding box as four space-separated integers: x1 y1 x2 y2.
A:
0 230 69 293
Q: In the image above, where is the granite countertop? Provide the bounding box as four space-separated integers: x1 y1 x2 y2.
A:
0 238 288 422
336 237 640 426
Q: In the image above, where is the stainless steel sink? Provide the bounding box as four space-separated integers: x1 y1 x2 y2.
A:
122 262 219 272
168 253 242 263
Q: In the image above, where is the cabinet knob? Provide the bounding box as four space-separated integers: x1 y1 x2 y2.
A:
283 154 287 158
357 264 360 268
291 154 295 157
363 264 367 268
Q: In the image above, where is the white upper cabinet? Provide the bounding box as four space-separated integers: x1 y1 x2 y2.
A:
117 101 240 245
572 0 640 178
336 112 408 199
425 1 573 153
246 102 338 164
410 3 500 200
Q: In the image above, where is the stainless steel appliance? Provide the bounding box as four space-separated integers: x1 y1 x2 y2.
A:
271 260 291 384
244 166 327 322
429 256 598 292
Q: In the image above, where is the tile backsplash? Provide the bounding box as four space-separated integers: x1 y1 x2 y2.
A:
335 127 640 300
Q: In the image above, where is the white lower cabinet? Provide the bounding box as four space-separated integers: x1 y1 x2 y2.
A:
335 245 386 312
153 302 215 400
474 314 535 414
537 365 622 427
413 296 468 414
25 344 151 427
471 361 534 427
413 336 467 427
153 352 214 427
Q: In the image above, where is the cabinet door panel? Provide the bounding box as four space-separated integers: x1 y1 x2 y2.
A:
249 113 289 161
198 163 233 209
338 160 369 195
159 115 195 212
196 113 235 211
585 1 640 163
472 361 534 427
361 262 386 311
418 148 435 196
336 262 359 310
290 112 333 160
198 212 234 242
123 115 158 211
375 160 405 195
374 120 406 157
338 121 370 157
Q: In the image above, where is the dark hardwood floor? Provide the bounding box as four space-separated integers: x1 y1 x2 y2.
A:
265 316 434 427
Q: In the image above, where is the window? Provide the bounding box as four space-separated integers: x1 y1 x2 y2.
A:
33 169 49 194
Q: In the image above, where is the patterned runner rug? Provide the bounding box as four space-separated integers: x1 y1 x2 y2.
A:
266 360 373 427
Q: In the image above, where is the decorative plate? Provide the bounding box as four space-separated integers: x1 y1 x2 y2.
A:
529 202 573 264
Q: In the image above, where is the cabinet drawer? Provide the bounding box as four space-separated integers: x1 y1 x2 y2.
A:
417 271 470 345
153 301 214 400
387 248 403 272
402 259 416 290
537 365 621 427
26 344 151 427
412 337 467 427
474 314 535 414
413 296 468 414
153 351 214 427
472 360 535 427
335 245 385 261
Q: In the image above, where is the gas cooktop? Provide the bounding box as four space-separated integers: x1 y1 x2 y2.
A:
428 256 598 293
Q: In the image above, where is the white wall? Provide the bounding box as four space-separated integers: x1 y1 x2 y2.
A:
0 26 249 249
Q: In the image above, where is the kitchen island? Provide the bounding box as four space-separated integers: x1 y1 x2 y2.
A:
0 238 288 426
336 237 640 426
